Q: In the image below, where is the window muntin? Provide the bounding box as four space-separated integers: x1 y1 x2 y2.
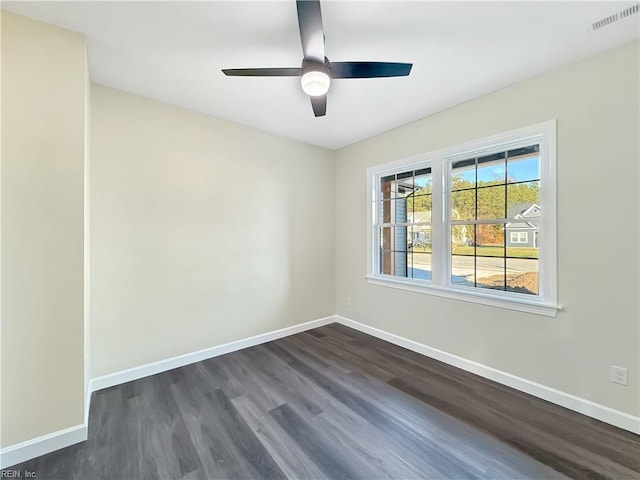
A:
367 121 557 315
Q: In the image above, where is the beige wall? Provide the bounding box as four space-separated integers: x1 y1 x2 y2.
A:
1 12 87 447
334 40 640 416
90 86 335 377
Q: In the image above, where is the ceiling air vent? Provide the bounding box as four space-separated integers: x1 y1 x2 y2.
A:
590 4 639 31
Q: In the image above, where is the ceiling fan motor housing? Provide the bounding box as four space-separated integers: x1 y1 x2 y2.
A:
301 58 331 96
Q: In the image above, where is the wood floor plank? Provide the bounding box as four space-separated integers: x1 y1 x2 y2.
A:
279 335 352 375
269 403 366 480
258 343 378 433
236 347 323 418
170 376 258 479
296 331 397 380
136 374 204 479
217 353 287 414
209 389 287 480
231 394 328 480
199 353 246 399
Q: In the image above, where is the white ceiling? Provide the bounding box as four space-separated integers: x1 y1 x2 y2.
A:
3 1 639 149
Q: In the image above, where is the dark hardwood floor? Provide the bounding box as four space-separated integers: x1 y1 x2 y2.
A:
5 323 639 479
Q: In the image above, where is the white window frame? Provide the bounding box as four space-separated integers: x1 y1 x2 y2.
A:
366 120 560 317
510 232 528 244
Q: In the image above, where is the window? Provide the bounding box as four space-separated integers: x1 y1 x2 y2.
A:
367 121 559 316
449 144 540 295
510 232 528 244
378 167 432 280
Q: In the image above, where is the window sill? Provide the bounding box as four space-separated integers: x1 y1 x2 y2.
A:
365 275 562 317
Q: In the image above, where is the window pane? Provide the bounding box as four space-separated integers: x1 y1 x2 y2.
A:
409 225 431 252
409 195 432 223
506 222 539 256
449 222 539 296
506 257 538 295
414 168 432 193
477 152 506 185
451 225 474 253
395 171 414 198
380 172 416 199
507 182 540 216
451 253 474 286
451 223 476 285
507 145 539 158
505 214 540 253
394 198 409 223
410 252 432 280
396 226 408 252
405 227 414 252
379 200 390 223
477 185 506 219
380 226 409 251
380 250 408 277
379 198 410 224
381 175 395 200
451 190 476 220
380 226 391 250
507 146 540 183
380 250 390 275
452 158 475 190
476 256 506 291
476 224 505 255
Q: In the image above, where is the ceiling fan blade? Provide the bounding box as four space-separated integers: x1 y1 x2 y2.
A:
330 62 412 79
222 68 302 77
310 95 327 117
296 0 325 62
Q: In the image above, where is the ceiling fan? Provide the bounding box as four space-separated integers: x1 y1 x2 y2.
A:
222 0 413 117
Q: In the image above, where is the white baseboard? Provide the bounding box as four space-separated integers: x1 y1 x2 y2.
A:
335 315 640 435
90 315 336 392
0 424 87 470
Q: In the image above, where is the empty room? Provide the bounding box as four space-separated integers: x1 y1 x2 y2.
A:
1 1 639 479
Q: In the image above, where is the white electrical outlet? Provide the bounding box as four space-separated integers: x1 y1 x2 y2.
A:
611 366 628 386
346 297 352 307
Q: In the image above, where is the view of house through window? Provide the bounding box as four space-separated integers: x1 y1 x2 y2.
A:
449 145 540 295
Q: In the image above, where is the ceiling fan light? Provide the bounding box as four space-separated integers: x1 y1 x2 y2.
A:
301 70 330 96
